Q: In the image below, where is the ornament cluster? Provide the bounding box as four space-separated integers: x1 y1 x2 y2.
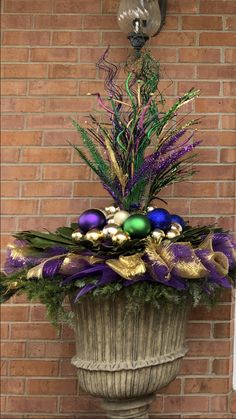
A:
72 206 186 246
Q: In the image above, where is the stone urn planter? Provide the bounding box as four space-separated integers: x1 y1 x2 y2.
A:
71 293 188 418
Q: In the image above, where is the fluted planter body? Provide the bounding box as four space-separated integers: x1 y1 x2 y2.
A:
71 294 188 418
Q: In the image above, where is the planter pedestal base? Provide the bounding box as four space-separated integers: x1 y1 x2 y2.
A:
103 395 155 419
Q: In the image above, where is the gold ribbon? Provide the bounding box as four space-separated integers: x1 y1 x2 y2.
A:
197 234 230 276
106 254 146 280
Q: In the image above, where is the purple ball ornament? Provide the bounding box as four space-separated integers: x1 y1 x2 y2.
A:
147 208 171 231
170 214 186 229
78 209 106 233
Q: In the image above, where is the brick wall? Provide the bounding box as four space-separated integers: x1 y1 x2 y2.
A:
1 0 236 417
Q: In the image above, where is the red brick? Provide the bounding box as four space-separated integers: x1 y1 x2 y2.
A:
60 395 102 412
195 98 236 113
84 15 117 29
4 0 52 12
43 165 90 180
187 340 231 357
1 131 42 146
191 199 234 214
1 217 17 233
10 360 59 376
1 115 25 129
214 322 233 338
17 216 67 231
200 0 236 14
1 148 20 163
182 16 222 30
1 200 38 215
194 165 234 180
225 48 236 64
198 131 236 146
43 131 79 145
231 392 236 413
26 114 72 129
1 342 26 358
46 98 94 112
1 182 20 197
211 396 228 413
27 378 77 395
54 0 101 13
2 98 45 113
22 181 72 197
40 198 89 215
2 64 47 78
1 48 29 62
30 305 47 322
0 323 9 339
186 322 211 339
180 359 210 375
222 115 236 129
178 81 220 96
74 182 108 197
7 396 57 413
200 32 236 47
1 360 8 376
174 182 217 198
60 359 77 377
212 359 232 375
1 306 29 322
1 166 38 180
160 379 181 395
49 64 96 79
164 396 209 412
225 16 236 31
169 0 198 13
219 182 235 197
179 48 220 63
220 148 236 163
52 31 99 46
31 48 77 62
3 31 50 46
29 80 77 96
223 81 236 96
35 14 82 29
80 47 128 63
197 65 236 80
184 378 229 394
161 64 195 80
1 378 25 395
28 342 75 358
21 148 71 163
61 325 75 339
2 81 28 96
153 32 197 47
11 323 59 340
1 15 32 29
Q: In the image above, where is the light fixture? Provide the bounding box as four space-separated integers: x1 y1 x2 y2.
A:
117 0 167 56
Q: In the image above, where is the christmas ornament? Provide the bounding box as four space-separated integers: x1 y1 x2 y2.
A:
113 210 130 226
151 229 165 244
102 223 121 238
147 206 155 212
71 229 83 242
166 230 181 239
112 231 131 245
105 205 120 215
123 214 151 239
170 214 186 229
107 217 115 224
85 229 103 243
78 209 106 233
171 222 183 233
147 208 171 231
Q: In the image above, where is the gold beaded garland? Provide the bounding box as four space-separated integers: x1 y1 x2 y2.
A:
85 229 103 243
71 230 83 242
105 205 120 215
151 228 165 243
166 230 181 239
112 231 131 245
102 223 121 238
171 222 183 233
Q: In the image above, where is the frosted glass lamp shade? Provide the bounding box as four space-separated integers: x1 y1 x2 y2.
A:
117 0 162 37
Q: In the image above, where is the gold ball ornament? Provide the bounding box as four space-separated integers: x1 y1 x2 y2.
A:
151 229 165 243
112 231 131 245
71 229 83 242
85 229 103 243
105 205 120 215
107 217 115 224
11 281 19 289
102 223 121 238
113 210 130 226
171 222 183 233
166 229 181 239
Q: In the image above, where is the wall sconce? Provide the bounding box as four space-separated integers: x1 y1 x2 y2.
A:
117 0 167 56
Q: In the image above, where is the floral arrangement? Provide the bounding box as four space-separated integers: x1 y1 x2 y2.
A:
1 50 236 325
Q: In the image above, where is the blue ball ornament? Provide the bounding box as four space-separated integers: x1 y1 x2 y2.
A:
78 209 106 233
170 214 186 229
147 208 171 231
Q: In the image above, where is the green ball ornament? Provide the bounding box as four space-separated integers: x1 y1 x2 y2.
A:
123 214 151 239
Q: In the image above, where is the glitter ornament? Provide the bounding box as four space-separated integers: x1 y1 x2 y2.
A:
102 223 121 238
112 231 131 245
171 222 183 233
147 208 171 231
105 205 120 215
113 210 130 226
85 229 103 243
170 214 186 229
71 230 83 242
151 229 165 243
166 229 181 239
123 214 151 239
78 209 106 233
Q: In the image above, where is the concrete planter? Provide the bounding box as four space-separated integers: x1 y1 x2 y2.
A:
71 293 188 418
